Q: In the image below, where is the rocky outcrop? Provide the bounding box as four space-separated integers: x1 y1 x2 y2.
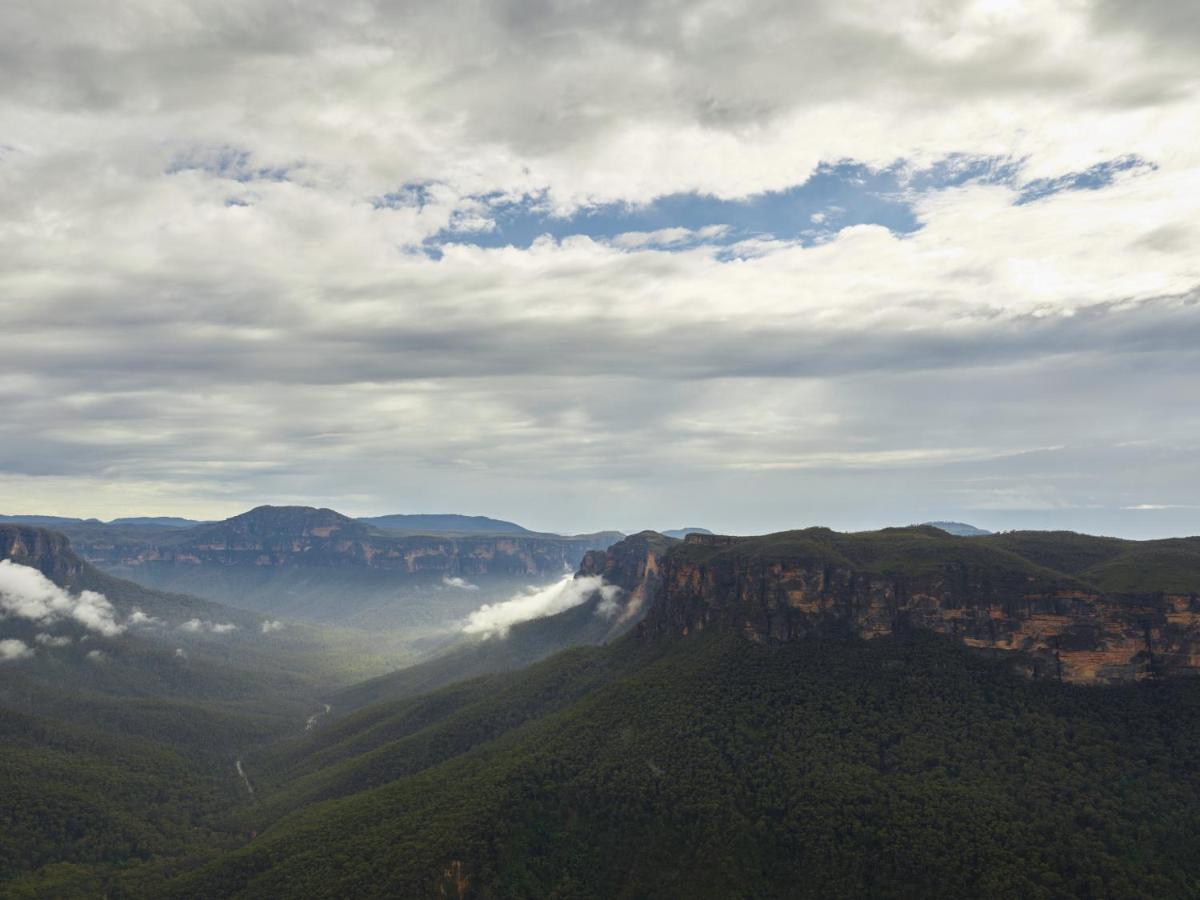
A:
0 524 86 587
637 530 1200 685
578 530 676 625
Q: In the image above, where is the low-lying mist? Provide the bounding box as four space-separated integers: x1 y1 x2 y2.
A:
462 574 620 637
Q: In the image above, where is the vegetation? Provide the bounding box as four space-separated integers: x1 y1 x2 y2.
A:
5 522 1200 897
137 630 1200 899
675 525 1200 596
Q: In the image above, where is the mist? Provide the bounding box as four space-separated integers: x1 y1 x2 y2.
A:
462 575 620 637
0 560 124 636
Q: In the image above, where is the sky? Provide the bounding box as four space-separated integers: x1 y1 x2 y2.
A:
1 0 1198 539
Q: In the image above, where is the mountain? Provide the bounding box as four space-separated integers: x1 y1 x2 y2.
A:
923 520 992 536
661 526 713 539
109 516 202 528
359 513 533 535
51 506 624 629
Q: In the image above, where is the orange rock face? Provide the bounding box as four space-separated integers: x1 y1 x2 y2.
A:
641 537 1200 685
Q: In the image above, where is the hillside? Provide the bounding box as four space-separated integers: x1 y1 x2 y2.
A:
0 526 424 893
144 629 1200 899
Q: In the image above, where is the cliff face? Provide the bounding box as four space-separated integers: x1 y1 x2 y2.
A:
638 531 1200 685
67 506 603 579
0 524 86 587
578 530 677 625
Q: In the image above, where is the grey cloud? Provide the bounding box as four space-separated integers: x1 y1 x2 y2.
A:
1 1 1198 537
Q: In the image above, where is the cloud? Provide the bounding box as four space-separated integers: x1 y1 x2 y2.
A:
0 0 1197 539
1124 504 1198 511
441 576 479 591
462 574 621 637
35 632 73 647
0 639 33 662
611 225 729 249
128 608 163 626
85 649 108 663
0 561 124 636
179 618 238 634
260 619 285 633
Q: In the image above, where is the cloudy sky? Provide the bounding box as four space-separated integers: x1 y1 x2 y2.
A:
1 0 1198 538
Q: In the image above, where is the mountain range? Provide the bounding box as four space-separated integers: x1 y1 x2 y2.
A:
18 506 623 631
4 515 1200 896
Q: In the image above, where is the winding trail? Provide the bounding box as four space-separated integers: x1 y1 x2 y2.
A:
235 758 254 797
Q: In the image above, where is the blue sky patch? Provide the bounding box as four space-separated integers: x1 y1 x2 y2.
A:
1015 155 1154 205
432 161 922 252
411 153 1152 254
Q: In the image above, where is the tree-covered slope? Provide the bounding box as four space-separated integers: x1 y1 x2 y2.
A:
165 629 1200 899
0 526 417 894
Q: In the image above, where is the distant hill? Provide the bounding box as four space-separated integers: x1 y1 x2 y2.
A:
922 520 992 536
108 516 201 528
360 513 533 535
1 513 201 528
0 514 96 526
661 526 713 539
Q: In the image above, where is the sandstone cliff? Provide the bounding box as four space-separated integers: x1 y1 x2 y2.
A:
0 524 87 587
635 528 1200 684
67 506 604 579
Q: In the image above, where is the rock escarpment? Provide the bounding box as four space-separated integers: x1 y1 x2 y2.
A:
637 528 1200 684
0 524 87 587
67 506 605 580
578 529 676 624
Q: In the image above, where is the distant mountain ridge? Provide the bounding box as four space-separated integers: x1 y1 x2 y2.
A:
661 526 713 539
0 513 202 527
923 520 992 536
42 505 624 627
361 513 532 535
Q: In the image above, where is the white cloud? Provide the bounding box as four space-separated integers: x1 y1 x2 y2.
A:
0 561 124 636
35 633 73 647
128 608 163 626
611 225 729 249
0 638 33 662
0 1 1197 538
462 574 621 637
180 618 238 634
85 649 108 663
442 576 479 591
260 619 285 633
